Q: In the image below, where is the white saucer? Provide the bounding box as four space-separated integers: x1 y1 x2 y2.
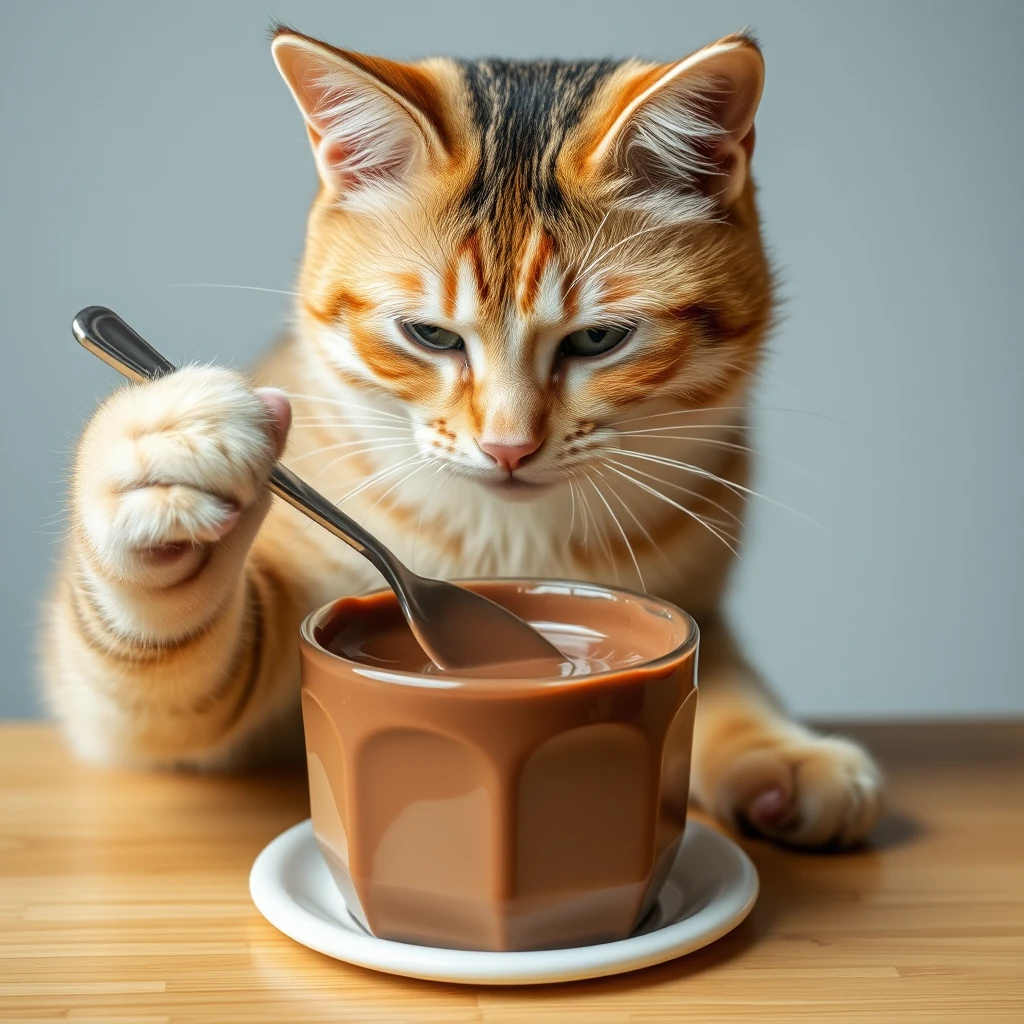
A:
250 819 758 985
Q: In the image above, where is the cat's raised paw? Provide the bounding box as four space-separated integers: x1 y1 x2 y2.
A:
74 366 290 578
714 733 884 848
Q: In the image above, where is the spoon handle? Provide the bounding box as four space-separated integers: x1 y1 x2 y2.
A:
72 305 176 382
71 306 405 580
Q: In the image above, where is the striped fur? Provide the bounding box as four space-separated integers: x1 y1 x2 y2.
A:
459 59 617 222
42 29 882 846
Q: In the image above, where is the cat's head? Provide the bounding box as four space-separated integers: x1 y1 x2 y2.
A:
273 28 772 497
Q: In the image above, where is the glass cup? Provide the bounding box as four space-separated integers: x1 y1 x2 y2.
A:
299 578 698 952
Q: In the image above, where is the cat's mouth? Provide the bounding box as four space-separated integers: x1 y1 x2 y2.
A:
459 470 555 499
440 454 570 497
481 475 551 498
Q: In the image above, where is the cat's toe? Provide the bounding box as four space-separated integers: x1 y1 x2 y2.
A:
746 785 791 830
718 734 884 849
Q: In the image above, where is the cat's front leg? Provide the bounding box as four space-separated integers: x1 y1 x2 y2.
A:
44 367 303 768
690 616 884 847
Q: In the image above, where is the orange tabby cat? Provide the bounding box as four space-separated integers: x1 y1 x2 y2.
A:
43 27 882 847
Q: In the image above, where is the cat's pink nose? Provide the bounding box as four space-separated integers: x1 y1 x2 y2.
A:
478 437 542 472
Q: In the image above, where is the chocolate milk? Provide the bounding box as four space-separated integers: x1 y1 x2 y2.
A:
300 579 698 952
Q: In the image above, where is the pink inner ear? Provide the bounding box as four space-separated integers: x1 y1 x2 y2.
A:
607 42 764 211
310 80 421 193
274 36 425 197
705 74 759 204
321 138 356 183
701 44 764 155
322 137 412 189
713 73 760 145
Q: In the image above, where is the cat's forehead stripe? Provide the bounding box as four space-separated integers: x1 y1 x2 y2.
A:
394 270 424 298
304 287 371 326
458 58 620 223
441 225 566 325
517 231 555 316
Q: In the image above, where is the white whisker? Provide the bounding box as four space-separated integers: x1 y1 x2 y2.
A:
609 405 846 428
609 408 746 428
170 282 300 298
288 436 414 467
287 453 422 545
608 421 795 439
580 469 619 584
563 208 612 290
566 474 578 546
602 457 744 526
607 447 755 507
412 464 451 572
289 418 409 430
606 447 822 529
307 442 419 486
600 461 741 557
365 458 436 513
290 409 405 421
614 432 814 477
570 476 590 548
591 465 677 578
574 221 676 286
584 472 644 590
334 453 427 507
285 393 407 422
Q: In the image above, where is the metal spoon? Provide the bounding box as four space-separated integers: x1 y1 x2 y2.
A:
72 306 565 674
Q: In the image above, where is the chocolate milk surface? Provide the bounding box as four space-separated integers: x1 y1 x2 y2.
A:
300 579 698 952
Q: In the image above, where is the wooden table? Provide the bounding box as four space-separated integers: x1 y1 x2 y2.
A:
1 722 1021 1023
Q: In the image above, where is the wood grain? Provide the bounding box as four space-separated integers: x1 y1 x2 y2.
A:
1 722 1022 1023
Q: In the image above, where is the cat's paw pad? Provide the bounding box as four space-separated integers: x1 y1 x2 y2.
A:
715 734 884 848
77 367 289 572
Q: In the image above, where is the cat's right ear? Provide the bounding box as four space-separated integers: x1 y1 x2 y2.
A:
271 28 449 201
577 34 764 215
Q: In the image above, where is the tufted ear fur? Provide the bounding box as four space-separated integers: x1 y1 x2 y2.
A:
272 28 449 204
586 34 765 216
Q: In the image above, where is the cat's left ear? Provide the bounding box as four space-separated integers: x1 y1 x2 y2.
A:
272 28 449 200
582 34 764 211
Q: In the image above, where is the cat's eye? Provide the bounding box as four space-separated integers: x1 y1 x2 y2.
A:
401 322 464 351
560 325 632 358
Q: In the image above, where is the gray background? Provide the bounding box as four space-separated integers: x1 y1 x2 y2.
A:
2 0 1021 718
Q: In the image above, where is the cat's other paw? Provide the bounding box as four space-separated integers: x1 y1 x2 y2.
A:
710 732 884 848
74 366 290 581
